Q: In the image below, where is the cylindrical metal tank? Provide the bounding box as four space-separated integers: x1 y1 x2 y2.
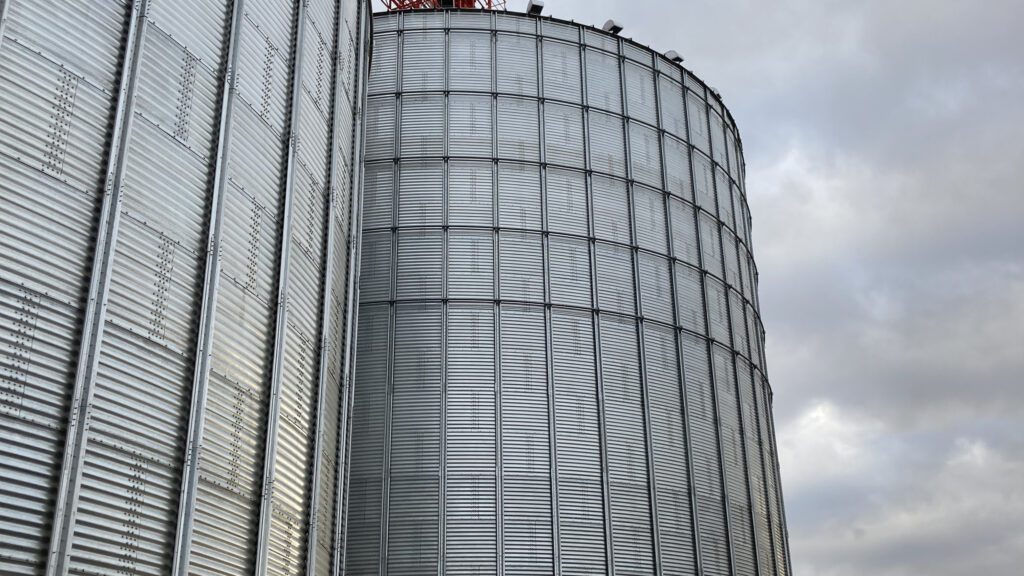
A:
347 8 791 576
0 0 369 574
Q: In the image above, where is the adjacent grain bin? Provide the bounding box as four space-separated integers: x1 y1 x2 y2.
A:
0 0 369 574
346 8 791 576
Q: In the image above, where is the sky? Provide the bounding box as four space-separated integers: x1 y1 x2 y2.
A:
373 1 1024 573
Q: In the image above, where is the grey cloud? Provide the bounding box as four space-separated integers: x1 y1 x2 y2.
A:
529 1 1024 574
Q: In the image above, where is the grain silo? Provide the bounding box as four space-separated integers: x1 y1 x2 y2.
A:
345 6 791 576
0 0 369 574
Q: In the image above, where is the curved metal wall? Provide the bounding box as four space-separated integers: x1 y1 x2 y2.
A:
347 9 791 576
0 0 369 575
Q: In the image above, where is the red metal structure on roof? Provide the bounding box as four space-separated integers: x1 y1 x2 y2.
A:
382 0 507 9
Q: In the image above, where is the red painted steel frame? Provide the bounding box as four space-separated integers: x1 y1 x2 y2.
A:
382 0 506 9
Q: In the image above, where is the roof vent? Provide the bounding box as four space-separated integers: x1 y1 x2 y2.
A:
602 19 623 35
526 0 544 15
665 50 684 63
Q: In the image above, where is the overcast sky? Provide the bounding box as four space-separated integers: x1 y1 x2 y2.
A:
375 1 1024 573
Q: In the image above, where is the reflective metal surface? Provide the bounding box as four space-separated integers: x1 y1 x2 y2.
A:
347 9 791 575
0 0 369 574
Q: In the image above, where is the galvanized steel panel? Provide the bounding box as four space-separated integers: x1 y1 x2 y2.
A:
739 359 775 576
659 76 687 140
4 0 128 91
542 20 579 43
756 372 788 576
397 159 444 226
448 160 494 227
583 28 618 54
714 345 758 576
400 93 444 157
346 304 389 575
588 111 626 178
693 150 716 215
396 229 443 299
234 14 291 136
497 96 540 162
585 48 621 113
634 186 668 254
638 253 673 325
188 3 296 554
445 304 498 574
657 55 684 83
449 11 491 30
550 309 605 573
727 129 741 180
747 303 761 369
388 304 442 574
548 236 592 309
724 229 742 290
623 43 652 67
664 135 693 201
363 162 395 230
500 305 553 574
700 211 724 278
592 176 630 245
402 31 444 92
644 324 697 575
226 105 288 220
681 333 732 575
359 230 393 303
630 122 663 188
0 0 132 571
68 84 214 568
449 32 493 92
595 243 634 316
687 91 711 155
369 33 398 94
711 110 729 168
496 33 538 97
497 162 541 230
670 198 701 267
599 316 655 574
448 231 494 300
544 102 585 169
675 263 707 336
449 94 493 158
542 39 581 104
365 96 397 161
499 232 544 303
0 43 113 195
707 276 731 346
730 290 750 359
546 168 588 236
736 186 751 244
624 62 657 126
402 10 445 30
717 166 736 229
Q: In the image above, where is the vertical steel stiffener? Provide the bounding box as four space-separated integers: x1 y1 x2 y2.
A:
0 0 370 574
346 8 791 576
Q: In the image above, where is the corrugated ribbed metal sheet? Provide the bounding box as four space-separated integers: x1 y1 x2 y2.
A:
345 9 790 575
0 0 369 574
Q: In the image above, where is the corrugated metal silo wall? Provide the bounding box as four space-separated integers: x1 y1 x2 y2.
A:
0 0 369 574
347 8 792 576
